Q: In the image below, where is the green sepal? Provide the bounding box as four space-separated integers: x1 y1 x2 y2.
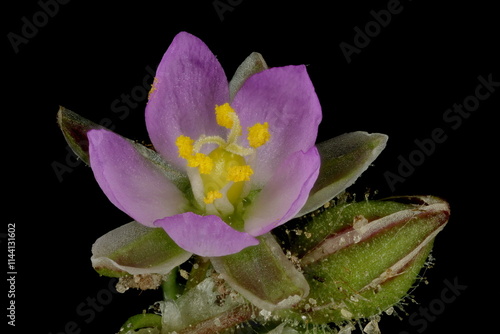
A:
229 52 268 101
211 233 309 311
57 106 105 165
92 221 192 278
57 106 190 190
297 132 388 216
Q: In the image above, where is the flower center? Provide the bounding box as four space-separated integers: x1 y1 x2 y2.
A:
201 147 250 206
175 103 270 209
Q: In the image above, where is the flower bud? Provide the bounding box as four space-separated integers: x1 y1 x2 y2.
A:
280 196 449 324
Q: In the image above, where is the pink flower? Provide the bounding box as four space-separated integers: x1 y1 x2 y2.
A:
87 32 322 257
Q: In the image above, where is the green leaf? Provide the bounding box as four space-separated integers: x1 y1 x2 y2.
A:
211 233 309 311
92 221 192 277
297 131 388 216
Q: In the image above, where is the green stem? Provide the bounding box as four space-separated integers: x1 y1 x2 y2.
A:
161 267 182 300
184 256 211 291
118 313 162 333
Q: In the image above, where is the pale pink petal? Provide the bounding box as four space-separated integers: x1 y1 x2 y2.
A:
145 32 229 171
155 212 259 257
243 147 320 236
88 129 188 227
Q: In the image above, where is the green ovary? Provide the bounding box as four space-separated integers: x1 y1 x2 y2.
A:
201 147 248 206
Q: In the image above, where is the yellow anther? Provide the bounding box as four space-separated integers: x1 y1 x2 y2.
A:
175 135 194 159
227 165 254 182
215 103 236 129
176 102 269 210
247 122 271 148
148 77 159 101
204 190 223 204
187 153 214 174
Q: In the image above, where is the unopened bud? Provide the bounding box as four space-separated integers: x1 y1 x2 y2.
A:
281 196 449 324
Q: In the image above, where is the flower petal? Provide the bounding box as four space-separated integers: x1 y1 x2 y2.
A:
145 32 229 170
88 128 188 227
232 65 322 186
243 147 320 236
154 212 259 257
91 221 192 277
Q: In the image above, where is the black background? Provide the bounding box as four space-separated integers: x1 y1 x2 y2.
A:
5 0 498 333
